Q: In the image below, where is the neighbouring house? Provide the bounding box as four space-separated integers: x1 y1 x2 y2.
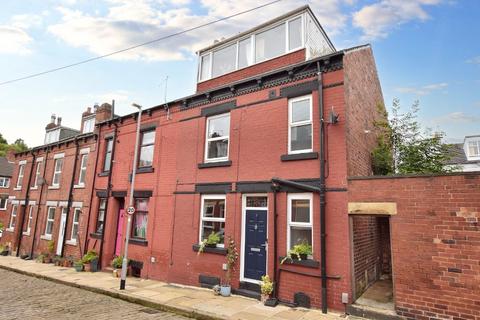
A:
2 104 112 261
0 156 14 236
446 135 480 172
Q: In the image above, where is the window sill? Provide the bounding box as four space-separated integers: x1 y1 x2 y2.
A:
22 231 30 236
40 234 52 241
192 244 227 255
279 257 319 268
48 186 60 190
30 186 38 190
13 187 21 191
66 240 77 246
135 167 154 174
98 172 110 177
129 238 148 246
73 185 85 189
0 208 6 211
198 161 232 169
281 152 319 161
90 232 103 239
6 228 14 233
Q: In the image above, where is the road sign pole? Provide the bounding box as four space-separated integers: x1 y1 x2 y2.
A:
120 104 142 290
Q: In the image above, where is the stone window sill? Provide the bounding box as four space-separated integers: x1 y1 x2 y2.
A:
281 152 319 162
129 238 148 246
40 234 52 241
22 231 31 236
6 228 14 233
192 244 227 255
48 186 60 190
73 185 85 189
90 232 103 239
198 161 232 169
13 187 22 191
136 167 154 174
66 240 77 246
279 257 319 268
98 172 109 177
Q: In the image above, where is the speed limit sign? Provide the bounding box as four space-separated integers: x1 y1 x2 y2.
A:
126 207 135 215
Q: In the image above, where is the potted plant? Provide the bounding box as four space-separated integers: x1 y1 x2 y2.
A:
260 275 274 303
294 242 312 260
44 240 55 263
53 255 64 266
0 244 9 256
198 231 221 254
36 253 46 263
111 256 127 277
220 236 238 297
73 259 84 272
63 256 74 267
82 250 99 272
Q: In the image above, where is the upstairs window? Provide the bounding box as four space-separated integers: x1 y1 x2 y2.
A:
139 130 155 168
83 117 95 133
78 154 88 186
45 129 60 144
103 138 114 172
205 114 230 162
16 163 25 189
33 159 43 188
198 15 303 81
52 157 64 187
0 177 9 188
288 95 313 154
468 140 480 157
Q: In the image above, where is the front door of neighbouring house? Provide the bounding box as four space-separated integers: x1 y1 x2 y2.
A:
115 209 125 257
56 208 67 256
243 196 268 282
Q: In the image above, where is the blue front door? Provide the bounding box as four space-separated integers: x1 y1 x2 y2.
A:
244 209 267 281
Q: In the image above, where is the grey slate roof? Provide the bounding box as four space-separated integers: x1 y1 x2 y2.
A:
0 157 13 178
445 143 480 165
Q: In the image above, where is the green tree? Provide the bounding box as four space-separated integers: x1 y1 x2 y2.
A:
371 99 454 175
0 135 29 157
11 138 29 153
0 134 9 157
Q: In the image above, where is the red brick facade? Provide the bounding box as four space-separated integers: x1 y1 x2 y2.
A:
349 174 480 320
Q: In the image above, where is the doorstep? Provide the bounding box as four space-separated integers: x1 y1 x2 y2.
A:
0 255 348 320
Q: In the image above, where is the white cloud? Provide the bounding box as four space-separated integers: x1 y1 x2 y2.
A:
432 112 480 124
48 0 351 62
0 26 33 55
352 0 443 40
11 14 43 29
396 82 448 96
466 56 480 65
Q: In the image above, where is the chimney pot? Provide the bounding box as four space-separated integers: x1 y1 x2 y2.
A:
57 117 62 126
51 114 56 123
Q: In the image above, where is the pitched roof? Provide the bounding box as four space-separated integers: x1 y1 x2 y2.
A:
445 143 480 165
0 157 13 177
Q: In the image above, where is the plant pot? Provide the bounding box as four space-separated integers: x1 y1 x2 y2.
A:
63 261 73 267
205 243 217 248
299 253 308 260
90 258 99 272
290 253 299 260
220 285 231 297
261 294 270 303
84 263 92 272
44 257 52 263
74 264 84 272
0 250 9 256
113 268 122 278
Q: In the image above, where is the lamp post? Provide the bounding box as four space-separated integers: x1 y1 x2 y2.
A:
120 103 142 290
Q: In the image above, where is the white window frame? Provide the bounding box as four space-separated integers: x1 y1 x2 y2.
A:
32 158 43 189
7 204 17 231
287 193 313 252
77 152 89 187
0 196 7 210
198 14 304 82
288 94 313 154
50 153 64 188
0 177 10 188
43 206 56 240
15 161 26 190
82 116 95 133
199 194 226 248
23 205 34 235
204 113 230 163
67 207 81 245
467 140 480 158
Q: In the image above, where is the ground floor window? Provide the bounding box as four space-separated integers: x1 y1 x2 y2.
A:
70 208 81 241
24 205 34 234
132 198 148 239
199 195 226 247
0 197 7 210
8 205 17 230
287 193 313 251
45 207 55 237
96 198 107 234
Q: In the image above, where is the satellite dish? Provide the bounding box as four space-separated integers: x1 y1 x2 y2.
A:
38 177 47 186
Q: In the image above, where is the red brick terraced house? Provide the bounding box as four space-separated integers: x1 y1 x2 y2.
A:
0 156 14 236
84 6 385 313
3 105 113 261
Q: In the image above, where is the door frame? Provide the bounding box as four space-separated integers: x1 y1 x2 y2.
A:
240 193 268 284
56 207 67 256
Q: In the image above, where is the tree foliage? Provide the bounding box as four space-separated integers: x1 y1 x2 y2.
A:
0 134 29 157
371 99 454 175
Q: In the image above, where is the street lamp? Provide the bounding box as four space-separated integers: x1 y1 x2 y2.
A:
120 103 142 290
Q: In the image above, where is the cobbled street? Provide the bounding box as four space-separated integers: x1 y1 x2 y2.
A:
0 269 189 320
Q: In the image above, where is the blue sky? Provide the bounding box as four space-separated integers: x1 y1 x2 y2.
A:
0 0 479 146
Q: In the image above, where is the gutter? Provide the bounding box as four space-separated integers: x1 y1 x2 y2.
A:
30 149 49 258
16 151 36 257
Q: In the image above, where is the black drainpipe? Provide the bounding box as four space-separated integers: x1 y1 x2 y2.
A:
60 138 80 257
83 130 101 255
317 61 328 314
16 151 36 257
98 122 117 268
30 148 49 258
271 182 280 302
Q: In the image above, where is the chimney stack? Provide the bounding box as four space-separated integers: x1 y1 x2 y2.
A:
51 114 56 124
46 114 57 130
95 102 113 123
57 117 62 126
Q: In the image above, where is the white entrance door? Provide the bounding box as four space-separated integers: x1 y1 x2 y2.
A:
56 208 68 256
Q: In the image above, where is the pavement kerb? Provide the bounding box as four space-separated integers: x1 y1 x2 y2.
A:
0 263 224 320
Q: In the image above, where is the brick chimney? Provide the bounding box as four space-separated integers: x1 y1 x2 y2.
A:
80 107 94 133
45 114 57 130
95 103 113 123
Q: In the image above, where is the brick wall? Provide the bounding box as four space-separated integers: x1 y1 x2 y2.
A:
343 46 385 177
196 49 306 92
348 174 480 320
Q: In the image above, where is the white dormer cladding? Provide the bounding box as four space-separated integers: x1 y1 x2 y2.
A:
197 8 335 83
82 115 95 133
44 128 60 144
464 136 480 160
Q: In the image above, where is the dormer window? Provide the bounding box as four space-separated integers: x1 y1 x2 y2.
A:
198 14 305 82
83 116 95 133
45 129 60 144
468 141 480 157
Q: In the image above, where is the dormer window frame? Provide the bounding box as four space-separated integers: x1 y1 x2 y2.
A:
82 115 96 134
45 128 60 144
198 13 305 83
466 140 480 158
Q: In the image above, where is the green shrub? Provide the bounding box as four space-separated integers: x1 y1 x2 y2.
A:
81 250 98 264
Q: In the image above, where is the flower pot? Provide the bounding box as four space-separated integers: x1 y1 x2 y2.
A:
90 258 99 272
0 250 9 256
84 263 91 272
261 294 270 303
205 243 217 248
74 264 84 272
299 253 308 260
290 253 299 260
113 268 122 278
63 260 73 268
44 257 52 264
220 285 231 297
